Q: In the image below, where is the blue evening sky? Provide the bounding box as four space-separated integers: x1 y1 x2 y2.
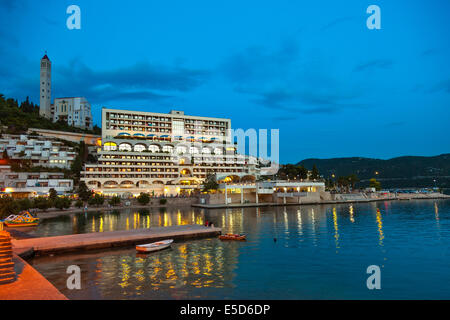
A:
0 0 449 163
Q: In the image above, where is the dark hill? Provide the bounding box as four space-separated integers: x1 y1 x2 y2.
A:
297 154 450 189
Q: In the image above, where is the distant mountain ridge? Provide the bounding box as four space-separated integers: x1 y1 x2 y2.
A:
297 154 450 188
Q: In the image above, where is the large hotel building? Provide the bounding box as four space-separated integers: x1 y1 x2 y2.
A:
81 108 260 196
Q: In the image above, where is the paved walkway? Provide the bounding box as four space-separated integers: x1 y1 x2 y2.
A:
0 255 67 300
193 194 450 209
13 225 221 255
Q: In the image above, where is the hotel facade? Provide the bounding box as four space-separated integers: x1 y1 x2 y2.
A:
81 108 260 197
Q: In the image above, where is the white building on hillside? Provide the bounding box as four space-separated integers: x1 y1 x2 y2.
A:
0 134 77 169
53 97 93 130
0 165 73 198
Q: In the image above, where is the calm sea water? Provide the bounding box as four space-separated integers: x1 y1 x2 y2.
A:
29 200 450 299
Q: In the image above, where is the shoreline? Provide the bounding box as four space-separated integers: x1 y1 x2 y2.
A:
33 201 195 219
26 193 450 219
192 194 450 209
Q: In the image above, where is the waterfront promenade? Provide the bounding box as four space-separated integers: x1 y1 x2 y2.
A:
193 192 450 209
13 225 221 256
0 254 67 300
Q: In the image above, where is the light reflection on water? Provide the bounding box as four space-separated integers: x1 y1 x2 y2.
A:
29 208 206 238
29 200 450 299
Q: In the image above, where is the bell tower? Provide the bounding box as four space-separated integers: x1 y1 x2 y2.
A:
39 53 52 119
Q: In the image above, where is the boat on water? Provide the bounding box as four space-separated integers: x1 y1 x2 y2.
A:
136 239 174 253
219 233 246 241
3 211 39 228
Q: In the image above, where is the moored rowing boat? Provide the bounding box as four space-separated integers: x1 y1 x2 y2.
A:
219 233 246 241
136 239 174 253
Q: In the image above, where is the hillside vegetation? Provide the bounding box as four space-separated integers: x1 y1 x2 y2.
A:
0 94 100 135
298 154 450 188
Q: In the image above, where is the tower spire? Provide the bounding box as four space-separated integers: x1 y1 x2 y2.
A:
39 53 52 119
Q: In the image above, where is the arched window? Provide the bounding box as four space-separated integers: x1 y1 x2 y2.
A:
119 143 132 151
176 146 187 154
189 147 199 154
104 142 117 151
134 144 146 152
162 145 174 153
149 145 160 153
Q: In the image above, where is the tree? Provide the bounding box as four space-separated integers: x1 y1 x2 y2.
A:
17 198 32 211
310 164 320 180
76 181 92 202
49 188 58 201
70 155 83 180
202 174 219 192
348 174 360 190
109 196 121 206
54 197 65 210
337 176 349 192
0 197 19 219
137 193 150 205
88 194 104 207
33 197 51 211
369 178 382 191
0 94 100 135
298 165 308 180
54 196 71 210
63 197 72 209
325 178 335 190
75 199 84 208
159 198 167 205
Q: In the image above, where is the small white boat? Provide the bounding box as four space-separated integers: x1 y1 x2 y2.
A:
136 239 174 253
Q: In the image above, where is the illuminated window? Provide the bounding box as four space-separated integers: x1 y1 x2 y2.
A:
134 144 146 152
104 142 117 151
119 143 132 151
189 147 199 154
176 146 187 154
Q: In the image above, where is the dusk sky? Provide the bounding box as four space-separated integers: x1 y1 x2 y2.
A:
0 0 449 164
